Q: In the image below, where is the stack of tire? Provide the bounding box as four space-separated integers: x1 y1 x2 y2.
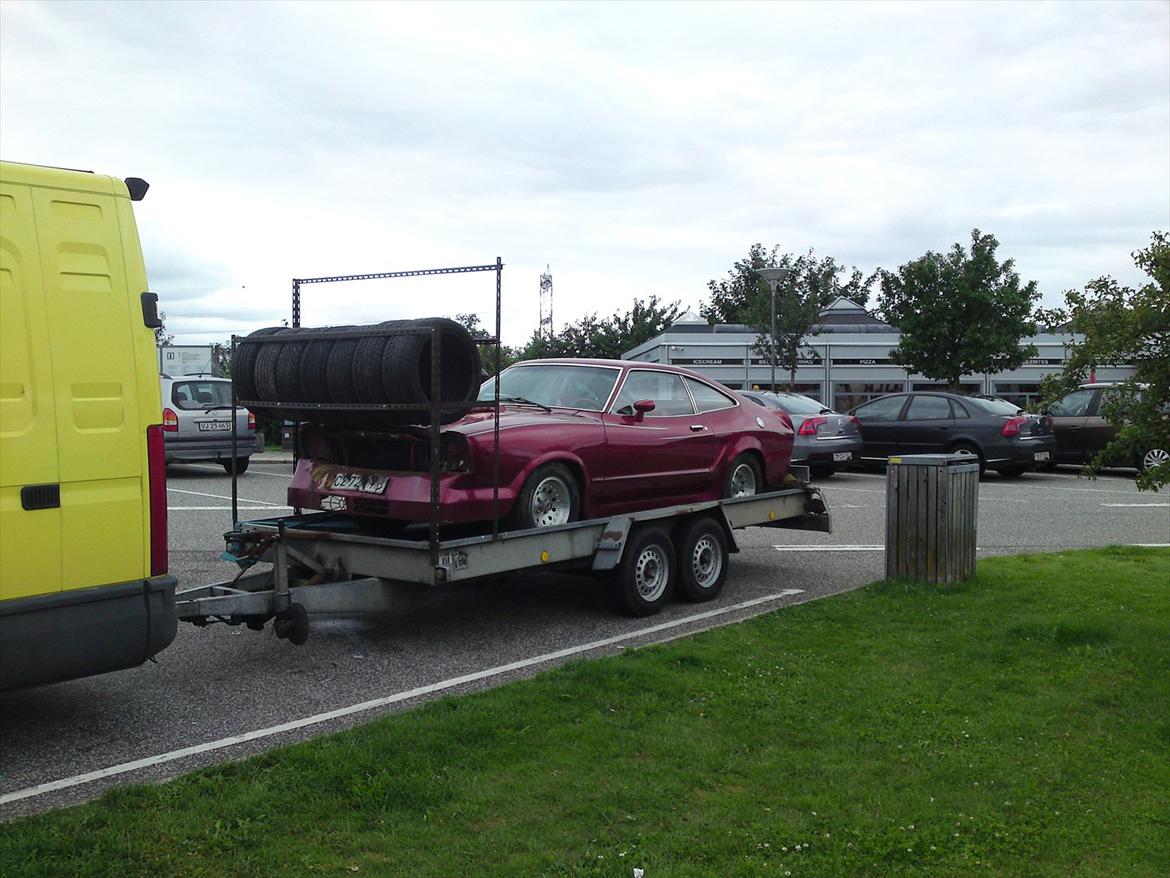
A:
233 318 482 428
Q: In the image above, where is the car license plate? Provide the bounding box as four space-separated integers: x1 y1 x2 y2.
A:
1034 451 1050 462
197 421 231 432
330 472 390 494
832 451 852 462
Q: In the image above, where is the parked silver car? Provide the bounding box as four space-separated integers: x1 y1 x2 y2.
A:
160 374 259 473
740 390 862 477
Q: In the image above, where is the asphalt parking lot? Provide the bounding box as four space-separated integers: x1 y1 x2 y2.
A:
2 461 1167 818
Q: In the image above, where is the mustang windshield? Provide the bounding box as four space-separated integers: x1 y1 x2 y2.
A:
478 364 619 411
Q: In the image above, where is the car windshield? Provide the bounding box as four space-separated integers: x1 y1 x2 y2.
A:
477 364 620 411
767 393 829 415
965 395 1023 416
172 380 233 410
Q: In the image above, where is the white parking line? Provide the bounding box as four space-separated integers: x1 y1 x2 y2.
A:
0 589 805 806
1100 503 1169 508
774 545 885 551
166 488 285 506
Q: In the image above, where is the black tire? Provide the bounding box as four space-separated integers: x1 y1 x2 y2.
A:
233 327 283 408
810 465 836 480
325 335 361 404
274 603 309 646
353 321 406 405
274 328 311 403
996 466 1027 479
950 442 986 476
505 463 580 530
298 328 345 405
222 457 249 475
380 317 481 424
675 516 729 602
253 331 288 402
723 453 763 498
612 526 676 617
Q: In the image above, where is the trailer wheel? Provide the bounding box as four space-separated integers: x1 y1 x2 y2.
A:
676 516 729 602
612 526 675 616
274 603 309 645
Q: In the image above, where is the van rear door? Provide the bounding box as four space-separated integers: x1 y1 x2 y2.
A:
0 180 64 599
29 181 149 590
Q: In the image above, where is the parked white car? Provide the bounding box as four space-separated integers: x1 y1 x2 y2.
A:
160 375 260 473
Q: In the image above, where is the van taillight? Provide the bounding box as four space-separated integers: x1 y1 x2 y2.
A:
147 425 168 577
1001 416 1029 437
162 408 179 432
798 416 827 436
247 411 256 430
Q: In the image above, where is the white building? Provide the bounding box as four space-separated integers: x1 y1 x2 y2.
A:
623 297 1133 412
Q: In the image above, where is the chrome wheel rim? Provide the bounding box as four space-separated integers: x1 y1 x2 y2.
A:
690 535 723 590
635 544 670 602
729 463 758 497
1142 447 1169 470
530 475 572 527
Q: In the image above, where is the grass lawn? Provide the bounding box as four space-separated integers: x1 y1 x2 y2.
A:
2 547 1167 877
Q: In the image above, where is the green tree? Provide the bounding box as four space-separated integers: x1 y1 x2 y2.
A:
1037 231 1170 491
154 310 175 347
450 312 523 372
703 245 874 389
878 229 1039 392
519 295 683 361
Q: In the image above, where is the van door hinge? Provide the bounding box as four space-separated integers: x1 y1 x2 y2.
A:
21 484 60 511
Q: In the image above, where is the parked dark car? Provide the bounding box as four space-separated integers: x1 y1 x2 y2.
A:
1045 382 1168 473
288 359 796 528
740 391 862 478
848 392 1056 477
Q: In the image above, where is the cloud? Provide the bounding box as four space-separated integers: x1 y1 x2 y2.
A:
2 0 1166 346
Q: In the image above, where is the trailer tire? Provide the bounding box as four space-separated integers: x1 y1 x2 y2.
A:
675 516 729 602
612 526 675 617
274 603 309 645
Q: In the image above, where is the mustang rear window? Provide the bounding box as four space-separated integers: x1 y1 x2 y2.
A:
172 380 233 410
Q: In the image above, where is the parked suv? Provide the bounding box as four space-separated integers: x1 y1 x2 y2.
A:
160 375 259 473
849 392 1057 477
1045 382 1168 473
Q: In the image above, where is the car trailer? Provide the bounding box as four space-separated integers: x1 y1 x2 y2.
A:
175 480 831 645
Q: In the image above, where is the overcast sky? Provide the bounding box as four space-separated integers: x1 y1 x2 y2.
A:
2 0 1167 346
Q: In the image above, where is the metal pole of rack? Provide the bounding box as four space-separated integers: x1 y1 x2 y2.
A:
429 325 442 570
230 334 239 525
492 256 502 540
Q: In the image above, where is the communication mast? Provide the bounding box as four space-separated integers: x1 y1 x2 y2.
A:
539 265 554 339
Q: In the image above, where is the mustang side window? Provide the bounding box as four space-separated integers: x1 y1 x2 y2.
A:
685 377 736 413
612 371 694 416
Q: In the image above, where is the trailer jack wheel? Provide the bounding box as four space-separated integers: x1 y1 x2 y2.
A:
274 604 310 645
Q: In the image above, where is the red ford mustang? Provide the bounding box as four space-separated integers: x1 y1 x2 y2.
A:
287 359 795 528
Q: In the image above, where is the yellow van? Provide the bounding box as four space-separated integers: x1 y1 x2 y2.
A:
0 160 176 690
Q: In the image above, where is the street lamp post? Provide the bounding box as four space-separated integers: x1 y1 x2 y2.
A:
756 268 791 391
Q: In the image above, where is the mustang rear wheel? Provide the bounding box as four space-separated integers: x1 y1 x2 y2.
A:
508 463 580 530
723 454 762 498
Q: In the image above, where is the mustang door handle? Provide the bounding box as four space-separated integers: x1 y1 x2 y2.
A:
690 424 707 432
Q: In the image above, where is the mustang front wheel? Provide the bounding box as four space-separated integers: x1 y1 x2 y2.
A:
508 463 580 530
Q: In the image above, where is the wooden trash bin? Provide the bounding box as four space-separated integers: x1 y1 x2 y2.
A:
885 453 979 583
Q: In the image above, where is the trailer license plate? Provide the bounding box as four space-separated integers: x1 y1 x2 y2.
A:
330 472 390 494
198 421 230 432
1034 451 1050 462
833 451 851 462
